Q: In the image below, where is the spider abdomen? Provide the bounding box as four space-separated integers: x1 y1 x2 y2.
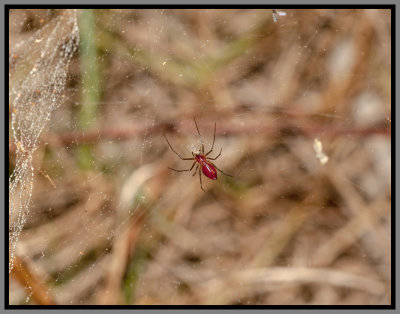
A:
202 161 217 180
195 155 217 180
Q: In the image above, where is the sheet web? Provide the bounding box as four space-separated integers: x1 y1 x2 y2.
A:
9 10 79 273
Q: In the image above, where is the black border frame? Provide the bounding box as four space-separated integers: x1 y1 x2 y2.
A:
5 4 395 310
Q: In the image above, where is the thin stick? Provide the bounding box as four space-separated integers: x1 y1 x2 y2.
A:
9 123 389 154
39 169 56 188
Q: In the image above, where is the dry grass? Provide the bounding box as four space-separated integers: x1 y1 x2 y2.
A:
9 8 391 306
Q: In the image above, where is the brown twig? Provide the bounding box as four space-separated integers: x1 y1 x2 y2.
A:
10 255 56 305
8 120 390 155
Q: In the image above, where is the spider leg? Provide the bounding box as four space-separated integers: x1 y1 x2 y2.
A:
168 161 196 172
207 147 222 160
199 166 205 191
205 122 216 156
194 117 205 155
194 117 202 138
192 164 199 176
163 134 194 160
211 162 233 177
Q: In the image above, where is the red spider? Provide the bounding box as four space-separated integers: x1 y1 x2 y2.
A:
164 118 232 191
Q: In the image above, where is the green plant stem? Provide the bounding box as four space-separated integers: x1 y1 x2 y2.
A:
77 9 101 170
78 9 100 129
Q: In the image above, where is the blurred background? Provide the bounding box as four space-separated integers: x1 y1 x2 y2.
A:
9 8 391 305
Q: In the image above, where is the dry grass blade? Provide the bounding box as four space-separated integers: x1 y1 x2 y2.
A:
311 197 390 267
200 267 385 304
99 163 163 304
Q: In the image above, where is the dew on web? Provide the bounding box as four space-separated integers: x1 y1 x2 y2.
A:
9 10 79 273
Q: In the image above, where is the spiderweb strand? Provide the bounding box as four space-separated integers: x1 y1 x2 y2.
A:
9 10 79 273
